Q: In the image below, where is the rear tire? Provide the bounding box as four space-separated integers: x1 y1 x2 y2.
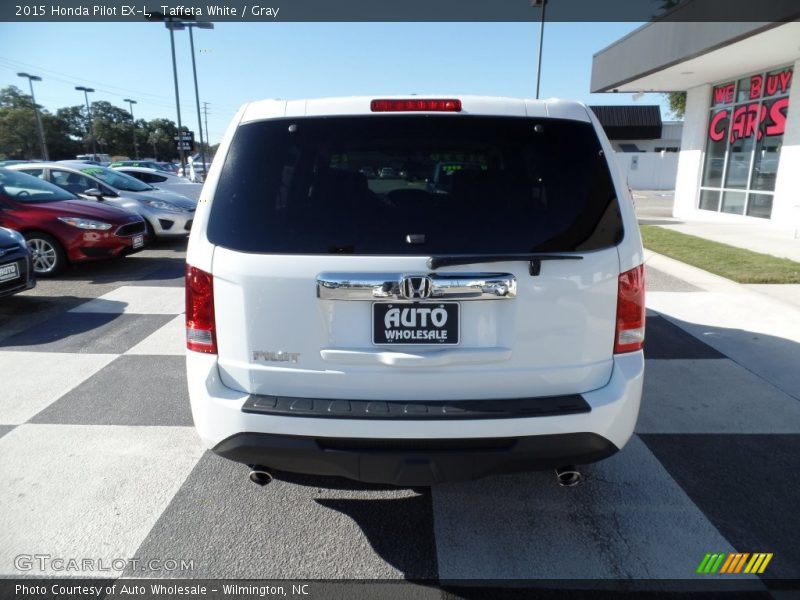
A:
24 231 67 277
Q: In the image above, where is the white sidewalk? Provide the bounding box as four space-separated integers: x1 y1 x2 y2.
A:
645 250 800 401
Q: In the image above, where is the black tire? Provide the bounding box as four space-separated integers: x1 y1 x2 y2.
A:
24 231 67 277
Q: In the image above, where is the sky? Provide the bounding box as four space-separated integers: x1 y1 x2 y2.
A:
0 22 671 148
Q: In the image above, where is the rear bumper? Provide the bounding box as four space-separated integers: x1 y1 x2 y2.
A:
188 350 644 484
213 431 618 486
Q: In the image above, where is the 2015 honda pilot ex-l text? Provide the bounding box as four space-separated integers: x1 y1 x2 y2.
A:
186 96 645 486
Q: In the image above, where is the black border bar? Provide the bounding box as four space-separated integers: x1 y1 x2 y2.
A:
3 0 800 23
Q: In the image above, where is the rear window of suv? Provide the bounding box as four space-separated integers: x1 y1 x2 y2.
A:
208 115 622 255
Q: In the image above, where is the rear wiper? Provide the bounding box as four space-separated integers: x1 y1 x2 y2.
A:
427 254 583 276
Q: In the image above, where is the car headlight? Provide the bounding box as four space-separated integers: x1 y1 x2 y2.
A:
140 199 182 212
57 217 113 230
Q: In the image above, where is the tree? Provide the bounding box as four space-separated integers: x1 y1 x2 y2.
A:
141 118 181 161
664 91 687 119
0 86 40 159
0 85 191 160
86 100 137 157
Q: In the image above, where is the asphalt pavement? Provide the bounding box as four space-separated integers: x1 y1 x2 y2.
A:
1 239 798 593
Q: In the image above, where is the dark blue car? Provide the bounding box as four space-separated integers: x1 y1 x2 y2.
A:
0 226 36 298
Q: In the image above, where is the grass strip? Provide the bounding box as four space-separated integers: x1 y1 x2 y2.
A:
639 225 800 283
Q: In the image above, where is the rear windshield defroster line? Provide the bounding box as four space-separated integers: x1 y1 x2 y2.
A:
207 115 623 255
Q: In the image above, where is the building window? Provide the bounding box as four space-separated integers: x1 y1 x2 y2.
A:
699 66 792 219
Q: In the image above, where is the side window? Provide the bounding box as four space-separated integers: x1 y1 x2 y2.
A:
148 173 168 183
18 168 45 179
51 170 94 195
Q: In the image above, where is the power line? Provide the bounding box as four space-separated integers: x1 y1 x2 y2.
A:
0 56 240 113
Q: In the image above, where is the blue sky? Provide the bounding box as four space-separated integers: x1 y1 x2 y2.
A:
0 22 670 146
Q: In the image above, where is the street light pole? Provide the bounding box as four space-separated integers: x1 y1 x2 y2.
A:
75 86 96 158
124 98 139 159
186 22 213 178
166 21 186 172
17 72 48 160
532 0 548 99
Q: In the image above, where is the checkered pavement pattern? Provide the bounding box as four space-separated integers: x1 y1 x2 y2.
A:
1 265 798 583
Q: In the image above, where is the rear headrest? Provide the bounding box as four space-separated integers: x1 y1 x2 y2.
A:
312 169 369 205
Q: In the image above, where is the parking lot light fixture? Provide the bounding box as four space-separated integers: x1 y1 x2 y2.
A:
124 98 139 159
75 86 96 158
17 72 49 160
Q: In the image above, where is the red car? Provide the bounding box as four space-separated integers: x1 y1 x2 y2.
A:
0 168 147 276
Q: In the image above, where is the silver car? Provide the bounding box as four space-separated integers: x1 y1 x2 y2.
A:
111 166 202 201
9 162 196 238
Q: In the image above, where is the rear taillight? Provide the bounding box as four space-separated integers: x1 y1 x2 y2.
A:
186 265 216 354
614 264 645 354
370 99 462 112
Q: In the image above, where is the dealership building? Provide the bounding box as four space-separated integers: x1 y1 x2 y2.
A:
592 20 800 227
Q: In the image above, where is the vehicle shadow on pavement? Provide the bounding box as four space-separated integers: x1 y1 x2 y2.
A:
273 470 424 492
0 295 121 344
0 300 129 349
63 256 186 285
649 312 800 402
314 495 439 580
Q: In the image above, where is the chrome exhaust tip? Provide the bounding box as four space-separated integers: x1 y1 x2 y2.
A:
248 466 273 486
555 466 582 487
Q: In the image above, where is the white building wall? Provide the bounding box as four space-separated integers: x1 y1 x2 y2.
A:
616 152 679 190
771 58 800 231
673 84 710 219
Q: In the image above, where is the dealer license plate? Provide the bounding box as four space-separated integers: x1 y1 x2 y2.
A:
0 262 19 282
373 302 459 345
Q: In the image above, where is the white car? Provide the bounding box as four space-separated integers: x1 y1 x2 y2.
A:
186 96 645 487
112 166 203 201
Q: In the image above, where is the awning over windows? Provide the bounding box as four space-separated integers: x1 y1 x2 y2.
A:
589 105 663 140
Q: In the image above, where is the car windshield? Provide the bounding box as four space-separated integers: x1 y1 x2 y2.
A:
0 168 78 203
208 115 621 254
80 166 154 192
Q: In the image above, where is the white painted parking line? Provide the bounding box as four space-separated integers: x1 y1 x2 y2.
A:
432 437 739 579
125 315 185 356
639 359 800 434
0 424 205 577
69 286 184 315
0 352 116 424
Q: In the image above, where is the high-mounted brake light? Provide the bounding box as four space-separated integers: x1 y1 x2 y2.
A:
370 99 462 112
614 264 645 354
186 265 217 354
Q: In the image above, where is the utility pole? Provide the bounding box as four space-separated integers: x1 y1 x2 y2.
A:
17 73 48 160
202 102 210 156
124 98 139 159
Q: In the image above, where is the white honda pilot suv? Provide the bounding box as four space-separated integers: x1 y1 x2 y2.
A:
186 96 645 486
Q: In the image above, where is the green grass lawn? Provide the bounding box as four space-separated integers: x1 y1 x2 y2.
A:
639 225 800 284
